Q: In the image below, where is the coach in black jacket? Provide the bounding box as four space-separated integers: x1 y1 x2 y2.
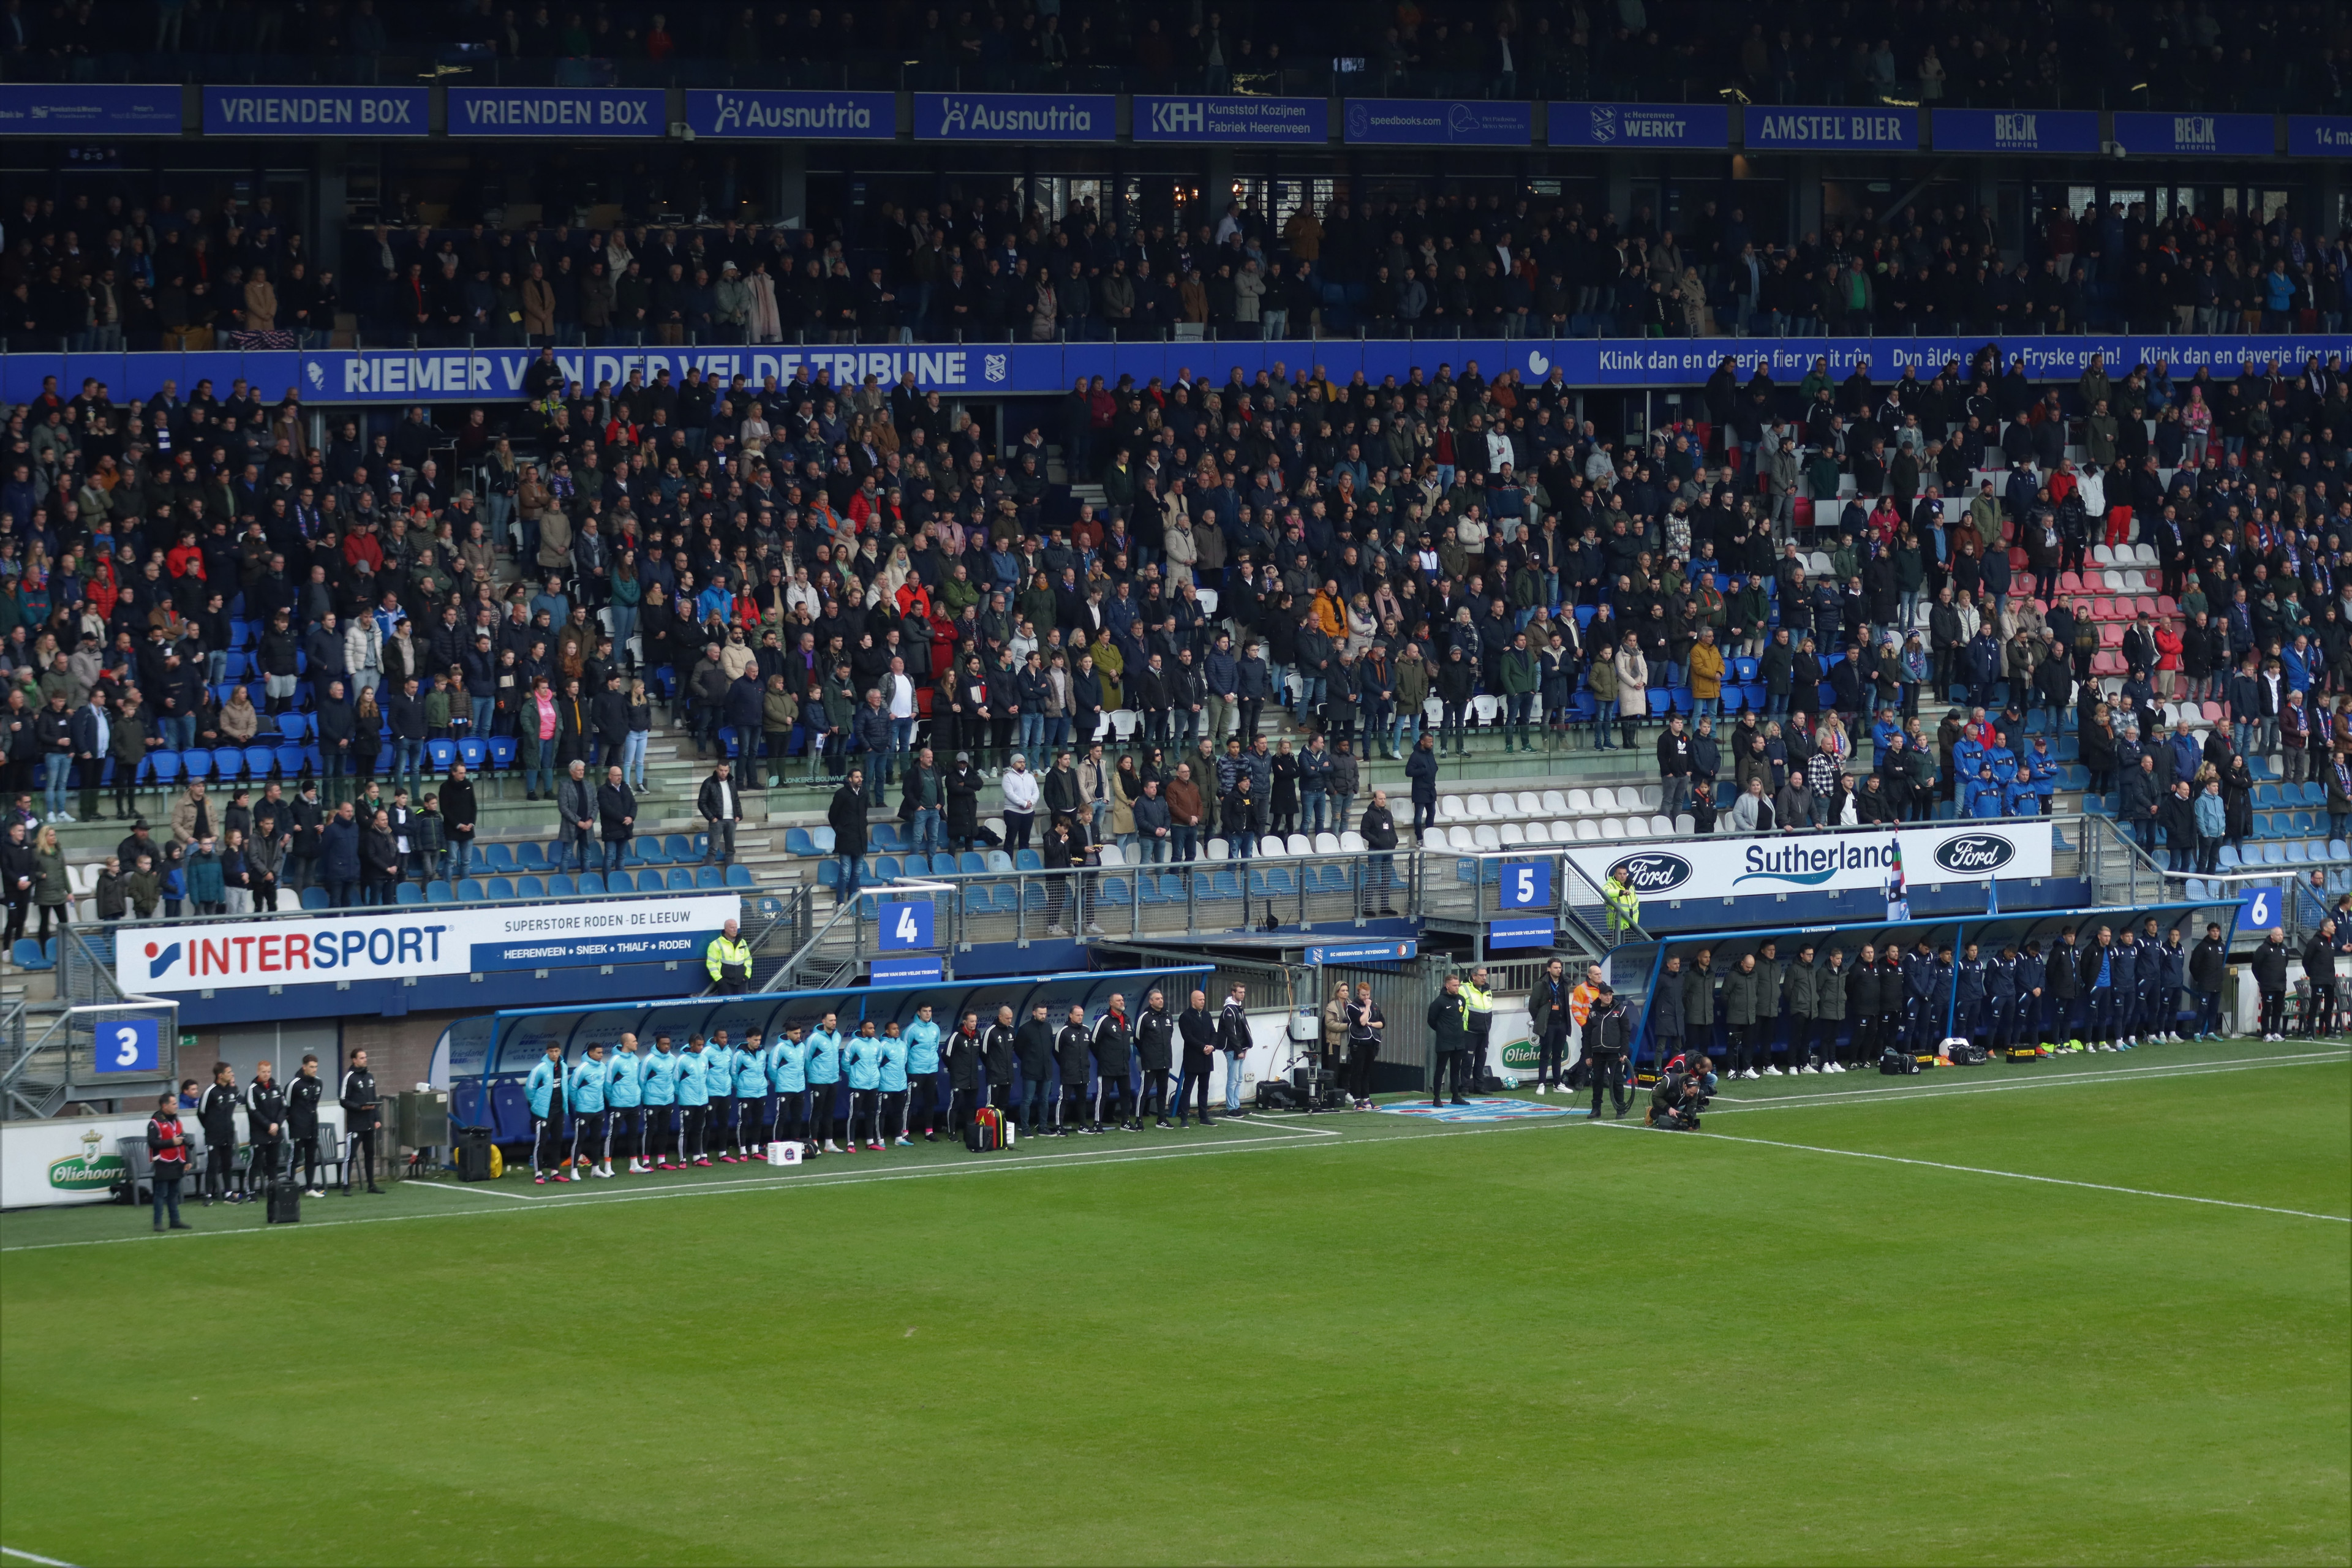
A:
1053 1006 1093 1136
198 1063 241 1205
242 1063 288 1194
1176 989 1218 1126
1135 990 1177 1128
340 1050 383 1194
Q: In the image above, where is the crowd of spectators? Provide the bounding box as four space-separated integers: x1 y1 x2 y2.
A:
7 0 2349 112
1 305 2348 928
10 178 2348 355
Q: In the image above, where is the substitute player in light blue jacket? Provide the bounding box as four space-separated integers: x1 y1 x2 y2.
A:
733 1031 772 1157
805 1013 844 1153
639 1034 680 1169
878 1020 911 1146
767 1023 814 1154
704 1030 740 1163
842 1021 883 1151
524 1044 571 1184
604 1035 646 1174
903 1003 944 1142
568 1042 614 1178
674 1034 712 1164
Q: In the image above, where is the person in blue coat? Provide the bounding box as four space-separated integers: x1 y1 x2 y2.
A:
638 1034 680 1169
674 1033 712 1164
1967 763 2007 818
1952 942 1988 1043
767 1023 813 1155
804 1012 844 1153
2002 769 2042 817
320 800 363 907
878 1019 911 1147
1985 948 2020 1052
567 1042 611 1178
523 1043 571 1185
902 1003 944 1142
733 1030 772 1158
604 1034 646 1174
2109 931 2143 1049
842 1020 883 1152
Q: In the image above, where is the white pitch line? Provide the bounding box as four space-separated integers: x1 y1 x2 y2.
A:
6 1052 2345 1253
1 1547 81 1567
1705 1049 2351 1112
0 1129 1356 1245
1597 1121 2352 1223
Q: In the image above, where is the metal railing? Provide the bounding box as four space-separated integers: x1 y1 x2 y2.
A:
766 846 1424 973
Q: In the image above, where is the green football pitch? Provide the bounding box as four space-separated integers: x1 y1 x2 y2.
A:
4 1040 2347 1567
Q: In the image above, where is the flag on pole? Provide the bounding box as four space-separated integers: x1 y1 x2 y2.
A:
1885 837 1910 922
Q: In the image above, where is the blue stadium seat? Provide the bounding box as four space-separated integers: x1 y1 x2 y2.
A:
515 875 545 899
426 880 454 903
243 745 276 781
696 865 725 889
477 842 515 871
545 873 576 896
636 837 672 865
395 881 424 905
578 872 606 895
1099 876 1132 906
962 852 992 874
486 876 516 900
783 827 817 857
456 737 486 773
513 842 548 870
301 887 330 908
10 938 50 971
458 878 487 901
427 739 456 774
666 869 694 891
929 853 959 876
810 827 835 855
1015 848 1043 871
725 864 754 888
277 713 309 742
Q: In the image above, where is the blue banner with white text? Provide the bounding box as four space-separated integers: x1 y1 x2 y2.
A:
1133 95 1329 143
913 92 1117 141
1744 106 1918 151
5 336 2344 409
447 86 666 137
1547 101 1727 148
1343 98 1532 145
1931 108 2100 154
202 84 429 137
2287 116 2352 157
2110 111 2273 157
0 83 181 136
684 88 897 138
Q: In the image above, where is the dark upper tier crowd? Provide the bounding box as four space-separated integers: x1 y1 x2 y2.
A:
7 185 2347 352
6 0 2348 111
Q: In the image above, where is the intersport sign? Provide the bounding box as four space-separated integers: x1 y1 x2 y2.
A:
1565 822 2053 902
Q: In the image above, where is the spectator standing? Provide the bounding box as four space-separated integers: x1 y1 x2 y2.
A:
699 760 744 867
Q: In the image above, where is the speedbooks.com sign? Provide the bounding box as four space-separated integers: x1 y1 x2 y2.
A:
117 894 742 997
1565 823 2053 902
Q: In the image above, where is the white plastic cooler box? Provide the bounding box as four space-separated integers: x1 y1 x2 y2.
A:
765 1141 805 1166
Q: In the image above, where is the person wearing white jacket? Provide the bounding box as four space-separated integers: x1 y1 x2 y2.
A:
999 752 1041 852
344 615 384 698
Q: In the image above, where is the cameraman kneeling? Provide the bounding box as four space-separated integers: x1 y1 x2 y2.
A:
1648 1055 1713 1131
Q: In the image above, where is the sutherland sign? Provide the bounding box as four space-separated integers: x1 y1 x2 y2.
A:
1566 823 2054 902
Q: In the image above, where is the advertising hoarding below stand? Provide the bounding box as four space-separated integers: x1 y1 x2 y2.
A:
7 336 2344 410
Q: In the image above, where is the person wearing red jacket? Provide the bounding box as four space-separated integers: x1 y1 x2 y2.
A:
146 1095 194 1231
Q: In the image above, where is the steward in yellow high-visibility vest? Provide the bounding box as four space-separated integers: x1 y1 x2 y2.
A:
1602 870 1641 940
706 919 752 993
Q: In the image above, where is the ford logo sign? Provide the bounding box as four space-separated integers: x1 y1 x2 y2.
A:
1934 834 2017 874
1611 851 1694 894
